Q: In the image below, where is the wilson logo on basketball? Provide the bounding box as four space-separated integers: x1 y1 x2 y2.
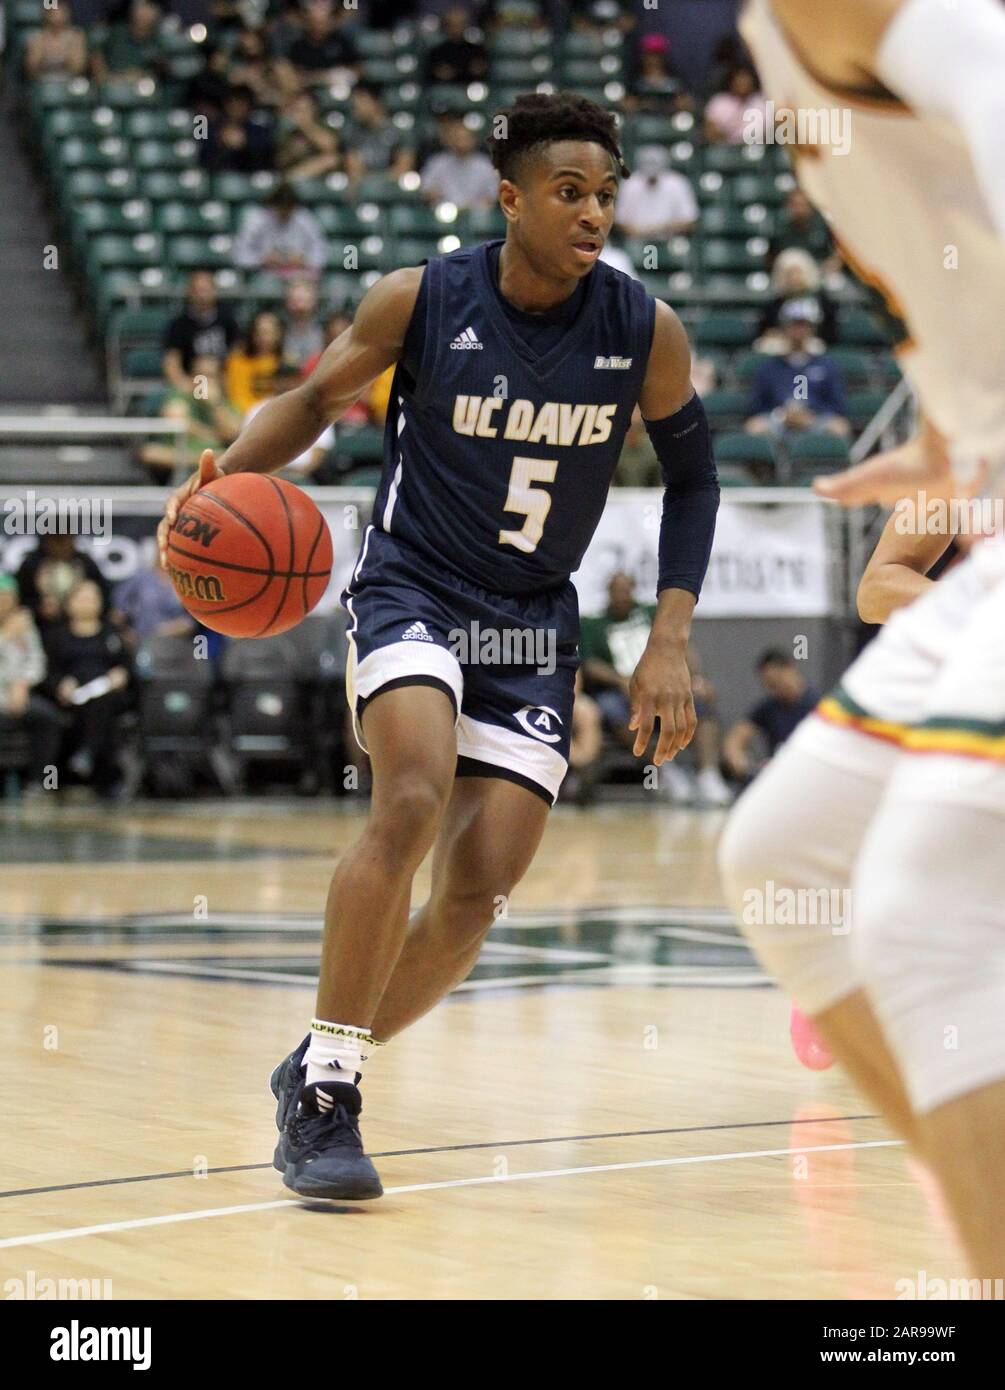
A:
174 512 222 547
168 565 226 603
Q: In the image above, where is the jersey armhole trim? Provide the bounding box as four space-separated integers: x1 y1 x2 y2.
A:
412 259 442 405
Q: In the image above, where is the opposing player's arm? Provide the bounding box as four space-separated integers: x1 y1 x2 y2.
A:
157 267 423 564
856 508 951 624
772 0 1005 237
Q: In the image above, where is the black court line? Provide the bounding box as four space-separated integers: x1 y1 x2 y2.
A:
0 1113 881 1200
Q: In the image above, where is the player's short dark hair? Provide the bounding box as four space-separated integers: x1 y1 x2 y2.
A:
488 90 628 183
757 648 794 671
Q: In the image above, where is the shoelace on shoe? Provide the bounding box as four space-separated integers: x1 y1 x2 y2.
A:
287 1103 362 1155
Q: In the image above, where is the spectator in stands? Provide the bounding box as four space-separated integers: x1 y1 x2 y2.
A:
91 0 165 83
243 365 334 483
755 249 838 351
562 669 604 807
745 301 851 439
44 579 133 800
16 535 110 632
723 649 818 782
626 33 682 113
281 278 325 367
25 7 88 81
343 82 416 183
615 144 697 238
199 85 275 173
163 270 240 392
704 63 768 144
613 406 661 486
425 7 488 84
276 91 341 181
227 24 274 105
141 354 243 481
0 573 64 794
287 0 359 84
111 554 195 649
421 115 498 209
233 183 327 279
225 310 284 414
185 41 231 119
768 187 836 269
580 572 732 805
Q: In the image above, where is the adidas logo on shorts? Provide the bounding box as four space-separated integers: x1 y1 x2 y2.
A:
450 327 482 350
401 621 434 642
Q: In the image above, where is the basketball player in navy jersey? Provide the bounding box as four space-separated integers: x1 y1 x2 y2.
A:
159 93 720 1199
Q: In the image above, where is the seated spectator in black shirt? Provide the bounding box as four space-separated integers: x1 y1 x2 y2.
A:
16 535 111 634
44 580 134 800
199 85 275 174
185 42 231 119
91 0 165 83
343 82 416 182
163 270 240 392
625 33 684 113
723 649 818 782
768 187 837 271
288 0 359 84
425 7 488 84
0 573 65 794
745 302 850 439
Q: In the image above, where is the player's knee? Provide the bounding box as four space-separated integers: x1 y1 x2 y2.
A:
369 774 451 860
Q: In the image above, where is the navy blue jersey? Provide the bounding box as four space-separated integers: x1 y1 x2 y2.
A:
371 239 656 596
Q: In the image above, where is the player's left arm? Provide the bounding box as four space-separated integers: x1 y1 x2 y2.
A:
630 300 720 765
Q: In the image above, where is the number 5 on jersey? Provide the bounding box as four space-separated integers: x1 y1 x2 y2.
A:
498 456 558 554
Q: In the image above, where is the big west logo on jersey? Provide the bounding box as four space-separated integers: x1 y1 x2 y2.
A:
452 395 618 446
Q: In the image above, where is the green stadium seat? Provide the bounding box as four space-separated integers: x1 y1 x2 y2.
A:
213 171 278 203
489 30 551 58
344 465 384 489
361 57 414 85
729 350 769 385
320 273 370 309
133 138 200 171
702 145 772 175
624 238 694 274
65 168 139 201
560 31 621 58
692 311 759 347
492 57 553 83
467 206 507 238
713 432 777 469
55 136 131 170
562 57 624 87
785 430 851 481
823 346 874 387
336 428 385 464
846 389 891 428
312 205 373 237
165 234 234 270
99 79 164 109
157 201 232 235
30 78 96 113
353 175 420 204
139 169 211 202
125 109 193 141
732 173 796 206
701 205 774 238
426 84 491 114
43 108 121 141
355 30 398 58
387 204 462 236
703 390 751 430
87 233 165 275
836 307 891 346
380 236 442 270
701 238 769 274
717 464 760 487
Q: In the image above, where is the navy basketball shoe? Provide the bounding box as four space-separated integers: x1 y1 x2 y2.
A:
275 1080 383 1200
269 1035 310 1135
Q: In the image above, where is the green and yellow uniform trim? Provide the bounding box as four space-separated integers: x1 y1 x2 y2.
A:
815 685 1005 763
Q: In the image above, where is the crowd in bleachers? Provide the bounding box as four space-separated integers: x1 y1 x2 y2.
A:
10 0 905 488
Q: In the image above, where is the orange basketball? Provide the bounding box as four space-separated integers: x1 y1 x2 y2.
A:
165 474 334 638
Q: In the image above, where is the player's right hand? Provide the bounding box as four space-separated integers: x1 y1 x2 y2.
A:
157 449 220 570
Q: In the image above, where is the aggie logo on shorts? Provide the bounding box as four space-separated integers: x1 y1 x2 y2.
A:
514 704 563 744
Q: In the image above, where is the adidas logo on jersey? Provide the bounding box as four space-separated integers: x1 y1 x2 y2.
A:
450 327 483 350
401 621 434 642
594 354 632 369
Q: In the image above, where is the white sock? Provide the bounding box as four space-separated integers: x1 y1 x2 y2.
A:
304 1020 375 1088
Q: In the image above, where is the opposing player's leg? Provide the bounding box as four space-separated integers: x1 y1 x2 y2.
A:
849 542 1005 1273
718 729 919 1145
371 775 549 1039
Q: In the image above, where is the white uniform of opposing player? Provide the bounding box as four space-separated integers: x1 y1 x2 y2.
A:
720 0 1005 1118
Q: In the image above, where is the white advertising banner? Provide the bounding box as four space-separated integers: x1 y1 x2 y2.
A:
576 489 833 618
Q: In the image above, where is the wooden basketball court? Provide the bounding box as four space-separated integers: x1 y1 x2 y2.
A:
0 797 963 1300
